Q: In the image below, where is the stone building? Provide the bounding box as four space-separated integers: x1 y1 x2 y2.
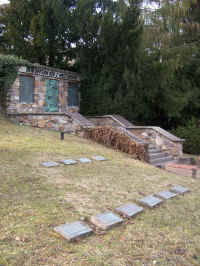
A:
7 64 93 132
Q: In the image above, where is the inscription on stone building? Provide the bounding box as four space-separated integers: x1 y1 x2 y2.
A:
19 66 78 80
25 66 64 78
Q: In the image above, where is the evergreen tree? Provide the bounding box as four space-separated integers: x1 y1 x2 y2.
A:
1 0 200 129
75 0 143 118
138 0 200 128
0 0 75 67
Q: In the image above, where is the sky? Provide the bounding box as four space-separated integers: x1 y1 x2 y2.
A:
0 0 9 4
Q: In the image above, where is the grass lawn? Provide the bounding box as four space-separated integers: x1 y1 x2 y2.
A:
0 116 200 266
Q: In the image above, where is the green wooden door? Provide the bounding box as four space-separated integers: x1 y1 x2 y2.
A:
68 83 79 107
45 79 59 112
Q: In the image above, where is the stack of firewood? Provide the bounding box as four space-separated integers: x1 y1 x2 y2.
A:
83 126 147 161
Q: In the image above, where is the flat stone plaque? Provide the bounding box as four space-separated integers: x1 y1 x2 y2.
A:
116 203 144 218
170 185 190 194
138 195 163 208
92 156 107 161
54 221 93 241
60 159 77 165
156 191 177 200
42 161 59 167
91 212 123 230
78 158 92 163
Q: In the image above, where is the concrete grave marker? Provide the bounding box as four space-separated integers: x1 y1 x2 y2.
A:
138 195 163 208
54 221 93 241
60 159 77 165
92 156 107 161
78 158 92 163
42 161 59 167
116 203 144 218
91 212 123 230
156 191 177 200
170 185 190 194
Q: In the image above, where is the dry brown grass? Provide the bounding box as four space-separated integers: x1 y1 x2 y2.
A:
0 116 200 265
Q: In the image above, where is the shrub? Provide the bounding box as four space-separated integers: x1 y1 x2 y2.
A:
0 54 31 113
172 118 200 155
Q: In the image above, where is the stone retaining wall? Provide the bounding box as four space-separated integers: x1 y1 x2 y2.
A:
8 113 82 133
87 116 119 127
128 128 183 158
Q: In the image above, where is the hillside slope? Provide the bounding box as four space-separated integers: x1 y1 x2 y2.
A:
0 117 200 266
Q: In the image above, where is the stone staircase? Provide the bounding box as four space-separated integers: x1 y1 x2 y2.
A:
65 111 94 129
109 114 134 128
85 113 182 167
116 128 175 167
117 127 145 145
148 143 174 167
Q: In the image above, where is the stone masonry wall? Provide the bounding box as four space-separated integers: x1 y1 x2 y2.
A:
7 76 79 114
129 128 183 158
7 65 80 114
6 65 80 132
87 116 120 127
8 113 82 133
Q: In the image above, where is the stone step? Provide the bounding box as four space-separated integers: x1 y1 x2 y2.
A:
65 111 94 127
111 114 134 128
148 144 156 148
155 161 175 168
152 160 174 168
148 152 169 160
148 148 161 154
118 128 144 144
149 156 174 165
